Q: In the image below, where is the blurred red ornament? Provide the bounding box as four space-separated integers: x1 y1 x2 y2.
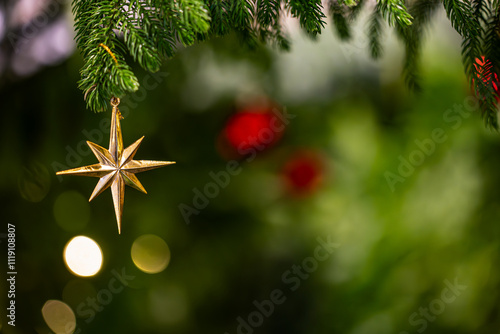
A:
282 151 324 196
473 56 500 102
223 107 285 157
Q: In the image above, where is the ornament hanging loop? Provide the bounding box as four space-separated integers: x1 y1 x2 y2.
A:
110 96 120 107
110 97 123 119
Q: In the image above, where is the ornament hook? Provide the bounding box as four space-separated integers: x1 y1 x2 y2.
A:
110 96 120 107
110 97 123 119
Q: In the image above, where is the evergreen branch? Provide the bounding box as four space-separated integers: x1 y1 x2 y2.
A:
205 0 232 36
368 8 383 59
73 0 210 112
119 0 162 72
164 0 211 45
442 0 475 36
71 0 500 130
461 0 482 81
256 0 290 49
329 1 351 40
336 0 357 5
347 0 365 21
285 0 326 38
256 0 280 29
328 0 366 41
482 1 499 78
473 1 500 128
231 0 255 31
73 0 140 112
142 0 176 59
395 0 440 91
444 0 500 128
377 0 413 28
230 0 259 47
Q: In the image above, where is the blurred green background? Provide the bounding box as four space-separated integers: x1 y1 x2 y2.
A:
1 2 500 334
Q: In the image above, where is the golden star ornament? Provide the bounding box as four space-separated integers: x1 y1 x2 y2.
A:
56 97 175 233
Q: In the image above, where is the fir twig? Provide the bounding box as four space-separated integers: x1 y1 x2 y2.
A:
285 0 326 38
71 0 500 129
368 8 384 59
396 0 440 91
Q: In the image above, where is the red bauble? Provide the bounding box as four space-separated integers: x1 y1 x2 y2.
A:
282 151 324 196
473 56 500 102
223 108 284 157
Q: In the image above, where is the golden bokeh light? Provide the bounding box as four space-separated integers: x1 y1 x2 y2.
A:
131 234 170 274
64 236 103 277
53 191 90 231
41 300 76 334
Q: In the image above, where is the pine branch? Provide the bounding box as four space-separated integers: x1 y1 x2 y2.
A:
165 0 211 45
329 1 352 40
73 0 210 112
72 0 416 112
329 0 366 42
368 8 384 59
256 0 278 35
442 0 475 36
336 0 358 5
473 1 500 128
231 0 255 31
377 0 413 28
347 0 365 21
461 0 482 82
71 0 500 130
396 0 440 91
73 0 140 112
256 0 290 50
285 0 326 38
205 0 232 36
443 0 500 128
230 0 259 47
119 0 162 72
145 0 176 59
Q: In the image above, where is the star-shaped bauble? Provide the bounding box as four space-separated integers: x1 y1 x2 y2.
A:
57 97 175 233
